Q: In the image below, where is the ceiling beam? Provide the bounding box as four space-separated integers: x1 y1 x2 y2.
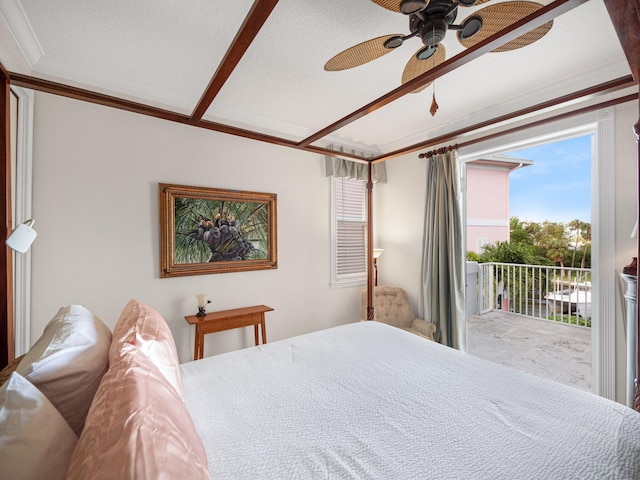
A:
603 0 640 82
8 70 635 165
452 93 638 151
190 0 279 121
297 0 588 148
374 76 638 162
398 93 635 162
7 71 368 162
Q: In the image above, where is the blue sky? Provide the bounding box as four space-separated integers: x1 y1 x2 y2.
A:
507 135 592 224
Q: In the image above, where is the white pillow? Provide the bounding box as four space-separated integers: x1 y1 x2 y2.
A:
16 305 111 436
0 372 78 480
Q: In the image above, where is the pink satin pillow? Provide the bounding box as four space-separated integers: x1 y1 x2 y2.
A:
110 299 184 398
66 344 210 480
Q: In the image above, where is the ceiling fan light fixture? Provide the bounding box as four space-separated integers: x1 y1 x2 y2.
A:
416 45 438 60
384 35 405 49
400 0 428 15
459 16 483 40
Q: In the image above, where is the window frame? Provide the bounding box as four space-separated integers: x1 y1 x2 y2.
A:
330 176 367 288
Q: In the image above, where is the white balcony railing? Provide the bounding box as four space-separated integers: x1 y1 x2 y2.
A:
473 262 591 328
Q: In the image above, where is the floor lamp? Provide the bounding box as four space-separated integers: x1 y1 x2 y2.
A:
373 249 384 287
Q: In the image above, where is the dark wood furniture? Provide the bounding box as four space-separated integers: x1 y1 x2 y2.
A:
185 305 273 360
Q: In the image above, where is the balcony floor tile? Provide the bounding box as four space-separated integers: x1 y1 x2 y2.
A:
467 311 591 392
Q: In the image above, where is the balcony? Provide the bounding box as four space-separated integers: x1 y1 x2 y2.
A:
466 262 592 392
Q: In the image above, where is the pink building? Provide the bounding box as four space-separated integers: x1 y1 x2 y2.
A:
466 155 533 254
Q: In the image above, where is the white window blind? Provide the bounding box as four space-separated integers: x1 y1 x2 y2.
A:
331 176 367 287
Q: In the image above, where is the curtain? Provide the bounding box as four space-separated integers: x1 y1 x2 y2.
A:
324 152 387 183
419 149 466 350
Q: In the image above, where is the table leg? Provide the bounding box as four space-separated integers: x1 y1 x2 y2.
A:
194 328 198 360
261 317 267 344
254 324 259 346
194 326 203 360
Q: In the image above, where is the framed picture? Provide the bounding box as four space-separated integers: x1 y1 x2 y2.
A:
159 183 277 278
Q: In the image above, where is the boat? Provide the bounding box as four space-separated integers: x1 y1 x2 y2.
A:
545 289 591 319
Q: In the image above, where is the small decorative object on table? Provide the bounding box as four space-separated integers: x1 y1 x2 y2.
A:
195 293 212 317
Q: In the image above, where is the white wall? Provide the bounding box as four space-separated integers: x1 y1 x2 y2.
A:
613 102 639 403
371 155 425 317
375 101 639 404
30 93 363 362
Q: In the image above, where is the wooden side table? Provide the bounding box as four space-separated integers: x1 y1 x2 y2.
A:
184 305 273 360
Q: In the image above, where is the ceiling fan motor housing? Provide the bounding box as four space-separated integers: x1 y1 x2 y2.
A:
409 0 459 47
420 19 448 46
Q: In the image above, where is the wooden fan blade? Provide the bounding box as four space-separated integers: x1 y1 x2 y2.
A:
457 1 553 52
370 0 402 13
401 45 447 93
462 0 492 7
324 35 403 71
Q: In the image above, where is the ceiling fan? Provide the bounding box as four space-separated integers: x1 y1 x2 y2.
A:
324 0 553 112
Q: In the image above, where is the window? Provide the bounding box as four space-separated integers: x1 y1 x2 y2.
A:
476 237 489 253
330 176 367 287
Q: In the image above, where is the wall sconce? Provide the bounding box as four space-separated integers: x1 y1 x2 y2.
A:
373 248 384 286
6 219 37 253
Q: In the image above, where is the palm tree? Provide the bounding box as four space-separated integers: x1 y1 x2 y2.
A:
173 198 269 264
580 222 591 269
568 219 582 268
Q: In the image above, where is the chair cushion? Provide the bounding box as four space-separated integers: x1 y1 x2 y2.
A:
407 318 436 341
362 286 415 328
362 286 435 340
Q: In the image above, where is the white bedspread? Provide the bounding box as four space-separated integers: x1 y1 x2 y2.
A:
181 321 640 479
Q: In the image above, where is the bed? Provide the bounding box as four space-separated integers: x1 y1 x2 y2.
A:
182 320 640 479
1 299 640 480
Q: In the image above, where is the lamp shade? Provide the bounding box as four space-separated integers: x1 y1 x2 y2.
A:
6 219 37 253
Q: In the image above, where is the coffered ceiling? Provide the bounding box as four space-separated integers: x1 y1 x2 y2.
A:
0 0 634 159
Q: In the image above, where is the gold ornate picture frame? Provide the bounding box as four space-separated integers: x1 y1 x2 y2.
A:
159 183 277 278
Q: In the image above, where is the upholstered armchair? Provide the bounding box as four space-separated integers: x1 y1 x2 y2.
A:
361 286 436 341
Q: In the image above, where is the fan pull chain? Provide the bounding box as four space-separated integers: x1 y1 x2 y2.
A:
429 81 438 116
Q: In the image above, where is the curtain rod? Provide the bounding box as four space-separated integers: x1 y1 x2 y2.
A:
418 144 458 159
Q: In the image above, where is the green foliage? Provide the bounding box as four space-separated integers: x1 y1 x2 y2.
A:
173 198 269 264
467 251 482 262
476 241 550 266
547 314 591 328
471 217 591 268
509 217 531 245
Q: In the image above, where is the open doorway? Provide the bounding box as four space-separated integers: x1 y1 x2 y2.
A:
463 132 594 393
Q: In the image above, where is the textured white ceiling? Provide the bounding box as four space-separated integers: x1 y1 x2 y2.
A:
0 0 631 153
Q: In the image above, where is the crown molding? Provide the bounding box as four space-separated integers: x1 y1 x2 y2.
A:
0 0 43 68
